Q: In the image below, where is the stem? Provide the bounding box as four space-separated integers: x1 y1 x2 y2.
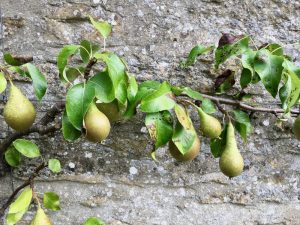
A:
83 57 97 81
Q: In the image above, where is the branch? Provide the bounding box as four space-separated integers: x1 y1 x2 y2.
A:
84 57 97 80
0 163 47 218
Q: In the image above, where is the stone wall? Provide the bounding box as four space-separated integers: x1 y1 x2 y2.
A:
1 0 300 224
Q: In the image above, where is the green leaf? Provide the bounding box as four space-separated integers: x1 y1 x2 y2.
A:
48 159 61 173
6 187 32 225
57 45 80 75
62 110 82 141
201 99 216 114
94 52 127 104
180 87 203 101
5 146 21 167
89 16 112 39
66 82 95 130
215 35 249 69
8 66 30 78
232 109 252 142
140 82 176 113
240 49 257 88
26 63 48 101
210 126 227 158
127 73 138 102
88 70 115 103
180 45 214 68
61 67 84 83
3 53 26 66
172 121 196 155
265 43 283 56
43 192 61 211
215 69 235 93
0 72 7 93
145 111 173 149
254 49 284 97
240 68 252 89
279 60 300 110
80 40 100 64
13 139 40 158
84 217 106 225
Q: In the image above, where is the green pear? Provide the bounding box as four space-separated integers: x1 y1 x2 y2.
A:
219 122 244 178
293 115 300 140
84 102 111 142
169 135 200 161
30 207 53 225
4 84 36 131
96 100 124 122
198 107 222 139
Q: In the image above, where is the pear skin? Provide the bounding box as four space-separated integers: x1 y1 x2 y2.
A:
219 122 244 178
169 135 200 161
96 100 123 122
4 84 36 131
293 116 300 140
84 102 111 142
198 107 222 139
30 207 53 225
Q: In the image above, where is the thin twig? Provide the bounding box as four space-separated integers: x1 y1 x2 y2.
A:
83 57 97 80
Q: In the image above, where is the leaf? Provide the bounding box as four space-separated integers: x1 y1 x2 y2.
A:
174 104 192 129
8 66 30 78
88 70 115 103
62 110 82 141
215 69 235 93
201 98 216 114
127 73 138 102
6 187 32 225
57 45 80 75
232 109 252 141
48 159 61 173
89 16 112 39
172 121 196 155
140 82 176 113
240 49 257 88
13 139 40 158
279 60 300 110
66 82 95 130
254 49 284 97
3 53 27 66
43 192 61 211
145 111 173 149
0 72 7 93
210 126 227 158
5 146 21 167
94 52 127 104
80 40 100 64
61 67 84 83
180 45 214 68
215 34 249 69
84 217 106 225
26 63 48 101
265 43 283 56
240 68 252 89
180 87 203 101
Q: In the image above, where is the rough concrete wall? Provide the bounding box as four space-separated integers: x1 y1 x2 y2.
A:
1 0 300 224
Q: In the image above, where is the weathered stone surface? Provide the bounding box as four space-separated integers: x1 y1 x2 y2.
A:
1 0 300 224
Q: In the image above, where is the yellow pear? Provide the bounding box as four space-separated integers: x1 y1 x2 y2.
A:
30 207 53 225
84 102 111 142
96 99 124 122
219 122 244 178
293 115 300 140
169 135 200 161
4 84 36 131
198 107 222 139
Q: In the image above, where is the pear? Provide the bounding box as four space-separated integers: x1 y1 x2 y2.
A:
169 135 200 161
30 207 53 225
198 107 222 139
84 102 111 142
219 122 244 178
4 84 36 131
96 100 124 122
293 115 300 140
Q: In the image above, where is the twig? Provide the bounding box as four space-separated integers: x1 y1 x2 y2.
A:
83 57 97 80
0 163 47 218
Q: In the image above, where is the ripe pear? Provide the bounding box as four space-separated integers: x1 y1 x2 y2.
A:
219 122 244 178
96 100 123 122
198 107 222 139
4 84 36 131
30 207 53 225
293 116 300 140
169 135 200 161
84 102 111 142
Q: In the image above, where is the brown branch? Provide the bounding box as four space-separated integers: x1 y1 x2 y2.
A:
84 57 97 80
0 163 47 218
